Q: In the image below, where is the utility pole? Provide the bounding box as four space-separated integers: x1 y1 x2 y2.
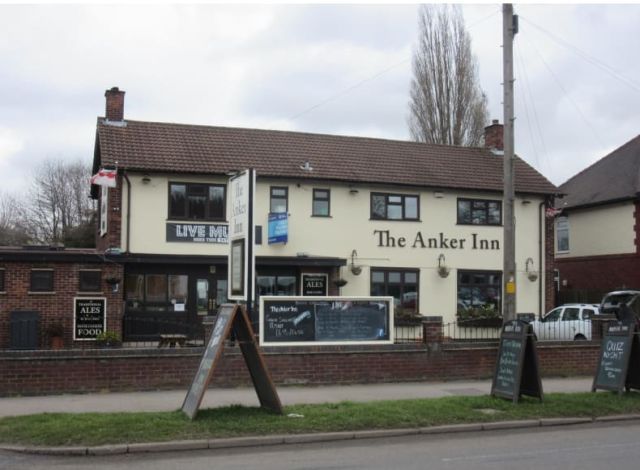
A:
503 4 517 322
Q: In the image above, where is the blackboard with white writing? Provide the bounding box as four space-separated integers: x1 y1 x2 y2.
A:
491 320 543 403
592 321 640 394
73 297 106 340
260 297 393 345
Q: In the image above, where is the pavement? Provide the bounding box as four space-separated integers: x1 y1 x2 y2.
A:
3 376 639 456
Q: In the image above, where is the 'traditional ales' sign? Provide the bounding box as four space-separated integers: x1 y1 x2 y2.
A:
73 297 107 340
301 274 328 296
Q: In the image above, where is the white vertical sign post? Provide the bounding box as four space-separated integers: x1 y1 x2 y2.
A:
228 170 256 320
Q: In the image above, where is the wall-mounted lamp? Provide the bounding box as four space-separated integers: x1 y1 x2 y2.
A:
522 199 532 205
349 187 359 195
434 191 444 199
350 249 362 275
525 257 538 282
437 253 450 278
141 175 151 184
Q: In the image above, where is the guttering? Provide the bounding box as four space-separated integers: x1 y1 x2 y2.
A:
123 172 131 253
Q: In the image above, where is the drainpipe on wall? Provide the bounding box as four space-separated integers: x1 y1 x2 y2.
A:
538 200 545 319
123 172 131 253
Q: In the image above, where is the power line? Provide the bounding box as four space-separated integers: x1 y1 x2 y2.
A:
521 32 605 150
520 16 640 94
288 7 501 122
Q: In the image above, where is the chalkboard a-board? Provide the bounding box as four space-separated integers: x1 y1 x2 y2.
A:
259 296 394 346
592 321 640 394
182 304 282 419
491 320 543 403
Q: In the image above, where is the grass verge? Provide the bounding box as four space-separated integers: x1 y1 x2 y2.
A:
1 392 640 447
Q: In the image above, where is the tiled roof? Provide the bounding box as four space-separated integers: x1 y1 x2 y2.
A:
559 134 640 209
96 119 557 195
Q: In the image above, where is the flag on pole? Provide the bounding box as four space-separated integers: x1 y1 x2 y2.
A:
90 168 117 188
545 206 562 218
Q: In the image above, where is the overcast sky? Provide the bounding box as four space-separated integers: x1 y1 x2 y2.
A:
1 2 640 196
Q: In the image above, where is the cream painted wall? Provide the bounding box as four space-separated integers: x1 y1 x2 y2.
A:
555 202 636 258
120 172 547 322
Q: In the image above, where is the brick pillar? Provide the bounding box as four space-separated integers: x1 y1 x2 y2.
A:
422 316 443 349
591 314 616 342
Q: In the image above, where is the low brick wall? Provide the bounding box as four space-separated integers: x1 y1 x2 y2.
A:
0 341 600 396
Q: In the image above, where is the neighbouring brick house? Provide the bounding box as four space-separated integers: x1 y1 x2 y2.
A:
1 87 558 349
555 134 640 303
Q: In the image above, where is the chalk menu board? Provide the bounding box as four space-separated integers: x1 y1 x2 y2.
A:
592 321 640 394
491 320 543 403
260 296 394 346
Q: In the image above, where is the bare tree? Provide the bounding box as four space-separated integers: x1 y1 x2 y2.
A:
27 159 96 246
408 5 489 146
0 192 30 246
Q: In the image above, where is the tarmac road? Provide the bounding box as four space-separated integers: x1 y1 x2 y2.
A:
1 421 639 470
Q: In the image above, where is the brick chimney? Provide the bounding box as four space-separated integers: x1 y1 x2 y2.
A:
484 119 503 151
104 87 125 122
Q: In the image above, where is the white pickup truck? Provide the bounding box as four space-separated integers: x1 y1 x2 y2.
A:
530 303 600 341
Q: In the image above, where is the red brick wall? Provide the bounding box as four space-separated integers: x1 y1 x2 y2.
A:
96 177 123 252
0 261 124 349
556 254 640 291
0 342 600 396
545 212 556 311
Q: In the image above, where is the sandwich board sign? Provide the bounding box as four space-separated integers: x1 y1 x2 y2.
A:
491 320 543 403
182 304 282 419
592 321 640 394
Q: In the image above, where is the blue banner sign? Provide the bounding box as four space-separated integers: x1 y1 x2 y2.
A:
268 213 288 244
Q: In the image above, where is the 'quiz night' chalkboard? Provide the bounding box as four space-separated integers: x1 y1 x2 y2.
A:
592 321 640 394
491 320 543 403
260 296 394 346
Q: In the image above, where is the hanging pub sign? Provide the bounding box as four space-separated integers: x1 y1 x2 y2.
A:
73 297 107 340
491 320 543 403
268 212 288 244
166 223 228 244
228 169 255 301
301 274 328 296
592 321 640 394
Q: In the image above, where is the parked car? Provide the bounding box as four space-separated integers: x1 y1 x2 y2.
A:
530 304 600 341
599 290 640 320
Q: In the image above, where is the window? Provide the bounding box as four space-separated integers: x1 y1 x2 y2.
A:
256 275 296 299
562 308 580 321
371 193 419 221
556 216 569 252
457 198 501 225
312 189 330 217
30 269 54 292
79 270 102 292
125 273 188 312
270 187 288 213
370 269 418 316
542 307 562 322
457 270 501 314
169 182 225 220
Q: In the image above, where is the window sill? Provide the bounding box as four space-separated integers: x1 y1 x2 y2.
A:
0 291 6 295
369 219 421 222
456 223 503 227
311 215 332 218
166 219 228 224
77 291 104 295
28 291 56 295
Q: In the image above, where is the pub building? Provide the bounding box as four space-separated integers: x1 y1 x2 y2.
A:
0 87 557 348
